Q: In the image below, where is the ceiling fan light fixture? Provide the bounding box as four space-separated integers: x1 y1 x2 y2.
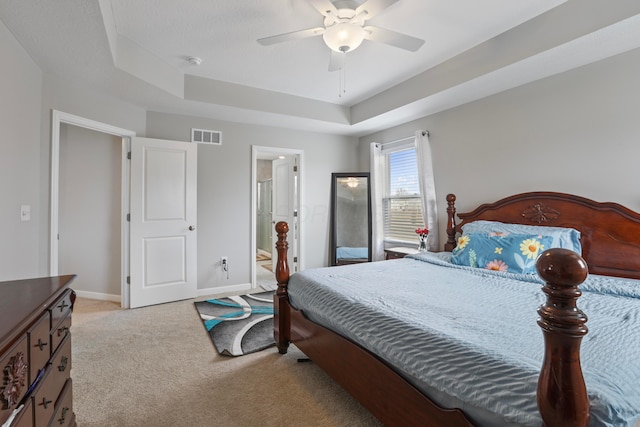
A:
323 22 365 53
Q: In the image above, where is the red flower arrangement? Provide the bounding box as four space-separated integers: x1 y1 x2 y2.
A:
415 228 429 238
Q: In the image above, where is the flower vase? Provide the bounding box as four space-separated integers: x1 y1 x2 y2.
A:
418 235 428 252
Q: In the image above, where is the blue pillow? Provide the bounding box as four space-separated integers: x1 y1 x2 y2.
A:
462 220 581 255
451 232 554 274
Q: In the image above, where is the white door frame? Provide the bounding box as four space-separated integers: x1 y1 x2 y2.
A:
251 146 304 289
50 110 136 307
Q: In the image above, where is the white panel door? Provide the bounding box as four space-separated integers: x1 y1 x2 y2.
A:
272 157 297 271
130 137 197 308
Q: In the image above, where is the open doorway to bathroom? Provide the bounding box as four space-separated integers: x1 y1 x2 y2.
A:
256 172 274 287
251 146 303 291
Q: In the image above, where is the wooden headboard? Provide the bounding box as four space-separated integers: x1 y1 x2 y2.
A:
445 192 640 280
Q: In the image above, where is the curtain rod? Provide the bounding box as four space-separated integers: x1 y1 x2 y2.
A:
381 130 430 146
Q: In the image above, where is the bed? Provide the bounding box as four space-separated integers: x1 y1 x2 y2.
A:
335 246 369 265
273 192 640 427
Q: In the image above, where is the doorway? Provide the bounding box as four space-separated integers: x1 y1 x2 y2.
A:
50 110 135 307
251 146 303 290
58 124 122 301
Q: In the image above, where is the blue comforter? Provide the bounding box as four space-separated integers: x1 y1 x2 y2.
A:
287 252 640 427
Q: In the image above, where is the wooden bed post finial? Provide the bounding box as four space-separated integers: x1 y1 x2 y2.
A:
445 194 457 252
274 221 290 354
275 221 290 289
536 248 589 427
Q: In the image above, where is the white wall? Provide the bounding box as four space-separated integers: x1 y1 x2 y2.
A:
58 124 121 297
0 19 43 280
39 75 147 275
146 112 360 292
359 47 640 249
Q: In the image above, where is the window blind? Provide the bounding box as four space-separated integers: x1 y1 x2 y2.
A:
383 148 423 243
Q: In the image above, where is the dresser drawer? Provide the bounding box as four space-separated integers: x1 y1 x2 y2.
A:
50 379 73 427
51 313 71 356
0 335 29 423
28 312 51 384
33 367 56 425
49 290 73 333
49 334 71 403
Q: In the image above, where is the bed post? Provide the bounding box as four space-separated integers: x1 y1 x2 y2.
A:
445 193 458 251
535 249 589 427
274 221 291 354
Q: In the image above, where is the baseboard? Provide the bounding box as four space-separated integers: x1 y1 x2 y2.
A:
197 282 257 298
76 285 262 303
74 289 121 303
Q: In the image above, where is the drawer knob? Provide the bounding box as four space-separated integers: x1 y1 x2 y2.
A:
39 396 53 409
58 301 69 312
58 356 68 372
58 326 69 337
35 338 48 351
58 407 69 425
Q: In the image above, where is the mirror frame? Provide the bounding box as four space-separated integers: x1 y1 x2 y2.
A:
329 172 372 266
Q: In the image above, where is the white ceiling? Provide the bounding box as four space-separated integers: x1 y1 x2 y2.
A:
1 0 640 136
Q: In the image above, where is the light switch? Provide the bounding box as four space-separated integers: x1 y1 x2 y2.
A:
21 204 31 221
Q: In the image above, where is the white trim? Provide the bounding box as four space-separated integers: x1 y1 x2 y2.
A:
74 290 121 303
50 110 136 308
197 282 253 298
250 146 304 290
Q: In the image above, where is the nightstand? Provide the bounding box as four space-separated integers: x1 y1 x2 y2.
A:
385 247 420 260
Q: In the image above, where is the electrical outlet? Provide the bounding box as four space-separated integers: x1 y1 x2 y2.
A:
221 256 228 272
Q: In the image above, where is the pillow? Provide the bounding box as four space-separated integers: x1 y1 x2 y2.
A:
462 220 581 254
451 232 554 274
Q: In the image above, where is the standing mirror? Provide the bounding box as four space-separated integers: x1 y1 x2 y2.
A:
330 172 372 266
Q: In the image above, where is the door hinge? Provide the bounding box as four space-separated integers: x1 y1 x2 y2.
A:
293 256 298 263
127 152 131 160
293 165 298 172
126 276 130 285
293 210 298 217
126 214 130 222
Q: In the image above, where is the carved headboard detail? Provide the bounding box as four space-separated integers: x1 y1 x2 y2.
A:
445 192 640 280
521 203 560 224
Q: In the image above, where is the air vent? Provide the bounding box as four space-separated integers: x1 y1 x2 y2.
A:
191 128 222 145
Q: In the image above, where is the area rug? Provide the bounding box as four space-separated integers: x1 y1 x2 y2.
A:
194 291 275 356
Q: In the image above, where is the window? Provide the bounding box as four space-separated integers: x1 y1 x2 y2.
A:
383 147 423 244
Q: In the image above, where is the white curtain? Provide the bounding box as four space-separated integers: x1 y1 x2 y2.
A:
415 130 439 251
370 142 385 261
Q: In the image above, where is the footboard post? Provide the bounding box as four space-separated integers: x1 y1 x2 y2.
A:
535 249 589 427
274 221 291 354
445 193 458 251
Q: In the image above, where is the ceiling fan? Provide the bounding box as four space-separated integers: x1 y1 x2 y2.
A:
257 0 425 71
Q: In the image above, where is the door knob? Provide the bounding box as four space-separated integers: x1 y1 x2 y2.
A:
189 225 196 231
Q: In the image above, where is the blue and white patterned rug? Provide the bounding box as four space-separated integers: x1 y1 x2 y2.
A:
194 291 275 357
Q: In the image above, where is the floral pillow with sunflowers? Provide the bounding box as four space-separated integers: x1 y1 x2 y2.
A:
450 232 553 274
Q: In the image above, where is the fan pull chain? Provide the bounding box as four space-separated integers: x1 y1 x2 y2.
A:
338 57 347 98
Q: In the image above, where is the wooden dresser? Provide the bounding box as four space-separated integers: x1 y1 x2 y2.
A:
0 275 76 427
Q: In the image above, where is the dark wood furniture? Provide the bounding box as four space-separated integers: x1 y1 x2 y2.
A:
273 192 640 427
0 275 77 427
384 246 420 260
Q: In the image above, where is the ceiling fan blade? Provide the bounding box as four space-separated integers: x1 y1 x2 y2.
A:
307 0 338 17
363 26 425 52
328 50 345 72
257 27 325 46
356 0 400 21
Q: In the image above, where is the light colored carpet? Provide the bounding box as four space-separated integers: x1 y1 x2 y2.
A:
72 297 383 427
